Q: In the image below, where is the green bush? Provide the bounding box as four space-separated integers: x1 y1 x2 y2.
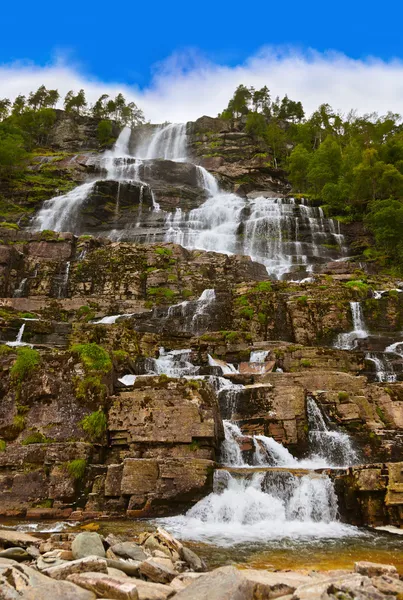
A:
345 280 370 296
296 295 308 306
66 459 87 480
253 281 272 293
80 410 107 441
97 120 115 147
10 347 40 383
71 343 111 374
240 306 254 319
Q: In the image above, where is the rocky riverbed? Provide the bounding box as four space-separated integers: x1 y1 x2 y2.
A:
0 525 402 599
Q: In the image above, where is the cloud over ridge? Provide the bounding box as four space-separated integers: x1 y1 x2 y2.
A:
1 47 403 123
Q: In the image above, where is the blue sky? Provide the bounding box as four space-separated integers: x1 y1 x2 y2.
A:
1 0 403 122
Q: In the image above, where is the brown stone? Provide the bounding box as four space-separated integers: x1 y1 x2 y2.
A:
67 572 139 599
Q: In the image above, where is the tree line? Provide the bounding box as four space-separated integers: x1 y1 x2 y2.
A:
221 85 403 271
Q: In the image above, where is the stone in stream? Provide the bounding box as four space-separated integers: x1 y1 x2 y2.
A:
180 546 206 572
106 557 142 576
72 532 106 559
67 571 139 599
42 555 108 579
111 542 147 561
139 557 177 584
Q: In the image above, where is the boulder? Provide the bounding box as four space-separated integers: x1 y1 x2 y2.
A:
42 555 108 579
181 547 206 572
0 547 30 562
172 566 255 599
106 558 142 576
71 532 106 559
111 542 147 562
0 530 41 548
132 579 176 600
67 571 139 599
139 558 177 584
21 580 96 600
170 573 204 592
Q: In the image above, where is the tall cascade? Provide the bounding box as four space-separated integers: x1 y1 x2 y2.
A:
334 301 368 350
31 123 347 280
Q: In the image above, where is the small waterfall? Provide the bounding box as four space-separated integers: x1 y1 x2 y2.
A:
196 166 220 195
365 352 397 383
57 261 70 298
221 422 246 466
334 301 368 349
32 182 96 232
250 350 269 363
92 313 135 325
208 355 239 375
149 348 200 378
13 278 28 298
118 374 136 386
307 397 358 466
6 324 32 348
385 341 403 357
253 435 299 467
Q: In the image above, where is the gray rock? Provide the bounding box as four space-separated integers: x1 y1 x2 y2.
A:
67 571 139 599
21 580 96 600
42 555 108 579
111 542 147 562
139 558 177 584
170 573 204 592
0 548 30 562
106 558 142 576
0 530 41 548
72 532 106 559
180 547 206 572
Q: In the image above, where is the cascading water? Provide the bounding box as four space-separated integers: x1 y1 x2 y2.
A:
365 352 397 383
334 301 368 349
32 122 347 280
6 324 32 348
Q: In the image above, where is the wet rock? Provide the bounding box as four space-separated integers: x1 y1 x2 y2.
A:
42 555 108 579
67 571 139 599
139 558 177 584
72 532 106 559
111 542 147 562
354 561 398 578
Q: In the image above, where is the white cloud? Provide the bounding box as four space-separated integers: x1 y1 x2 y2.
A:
1 48 403 123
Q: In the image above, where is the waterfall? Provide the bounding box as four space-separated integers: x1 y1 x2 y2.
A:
307 397 358 466
32 182 96 232
385 341 403 357
138 123 188 161
250 350 269 363
57 261 70 298
208 355 239 374
221 422 246 466
148 348 200 378
13 278 28 298
118 374 136 386
365 352 397 383
6 323 32 348
158 470 354 545
334 301 368 349
92 313 135 325
196 166 220 195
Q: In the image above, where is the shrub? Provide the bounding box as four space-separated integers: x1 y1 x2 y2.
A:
10 347 40 383
297 295 308 306
300 359 312 368
338 391 349 401
66 459 87 480
71 343 111 373
97 120 114 147
80 410 107 441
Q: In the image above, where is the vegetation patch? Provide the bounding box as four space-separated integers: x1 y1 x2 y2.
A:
71 343 112 374
80 410 107 441
66 458 87 480
10 347 40 383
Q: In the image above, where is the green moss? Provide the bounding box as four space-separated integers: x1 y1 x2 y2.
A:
39 229 58 240
79 410 107 441
154 247 172 256
345 280 370 296
188 380 201 390
252 281 272 293
0 345 12 356
0 440 6 452
182 289 193 299
22 430 53 445
10 347 40 383
33 499 53 508
338 391 350 401
300 359 312 368
76 305 96 322
240 306 254 320
66 458 87 480
147 287 176 301
189 440 201 451
71 343 112 374
376 406 387 424
13 415 26 432
75 376 108 403
0 221 19 230
296 295 308 306
112 350 128 362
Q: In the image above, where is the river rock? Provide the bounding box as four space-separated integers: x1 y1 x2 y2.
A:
172 566 255 599
354 561 399 578
139 557 177 583
72 532 106 559
133 579 176 600
170 572 204 592
21 580 96 600
42 555 108 579
0 547 30 561
371 575 403 596
139 529 183 562
106 558 142 576
67 571 139 599
0 530 41 548
180 547 206 572
111 542 147 561
108 566 129 578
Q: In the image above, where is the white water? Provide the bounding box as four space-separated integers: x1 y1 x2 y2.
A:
159 471 358 545
118 374 136 386
32 122 346 279
165 288 216 333
92 313 134 324
250 350 269 363
334 301 368 350
365 352 397 383
6 324 32 348
385 341 403 357
208 354 239 374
